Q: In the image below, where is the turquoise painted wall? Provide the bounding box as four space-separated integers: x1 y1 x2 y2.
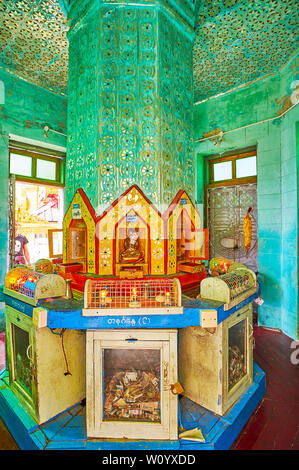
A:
0 69 67 329
280 105 298 339
194 54 299 339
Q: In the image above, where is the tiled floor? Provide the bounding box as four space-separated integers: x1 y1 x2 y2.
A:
231 327 299 450
0 327 298 450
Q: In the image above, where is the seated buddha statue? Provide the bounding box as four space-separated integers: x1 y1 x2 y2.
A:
120 228 144 263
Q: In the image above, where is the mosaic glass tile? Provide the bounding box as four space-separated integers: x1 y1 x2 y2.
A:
0 0 68 95
0 0 297 101
65 4 196 209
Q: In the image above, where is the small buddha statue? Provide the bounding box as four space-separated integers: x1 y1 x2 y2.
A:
120 228 144 263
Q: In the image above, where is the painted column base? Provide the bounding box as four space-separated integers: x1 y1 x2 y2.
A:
0 363 265 450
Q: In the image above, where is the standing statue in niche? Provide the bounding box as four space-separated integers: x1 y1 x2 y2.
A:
120 228 144 263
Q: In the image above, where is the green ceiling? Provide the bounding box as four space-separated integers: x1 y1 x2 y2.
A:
0 0 298 100
193 0 298 101
0 0 68 95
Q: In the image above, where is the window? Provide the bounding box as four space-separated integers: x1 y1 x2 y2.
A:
8 142 65 268
208 151 257 185
213 161 232 182
9 143 65 186
236 156 256 178
10 153 32 177
36 159 56 181
14 181 65 264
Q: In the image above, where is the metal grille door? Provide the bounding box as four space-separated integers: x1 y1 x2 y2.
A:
207 183 258 272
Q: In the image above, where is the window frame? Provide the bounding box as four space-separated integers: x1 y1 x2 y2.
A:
9 145 65 187
204 149 257 227
208 150 257 187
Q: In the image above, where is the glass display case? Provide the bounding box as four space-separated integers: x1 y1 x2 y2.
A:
83 278 183 316
179 303 253 416
4 266 66 306
199 267 256 310
86 329 178 440
5 306 86 424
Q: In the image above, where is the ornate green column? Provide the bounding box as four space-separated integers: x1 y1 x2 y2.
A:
66 0 199 212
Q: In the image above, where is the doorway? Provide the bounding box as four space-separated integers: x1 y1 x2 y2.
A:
206 183 258 272
12 181 64 267
205 150 258 322
205 150 258 272
8 141 65 269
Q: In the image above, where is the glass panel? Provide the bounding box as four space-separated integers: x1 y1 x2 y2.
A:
236 156 256 178
228 319 246 391
36 159 56 181
10 153 32 177
71 229 86 259
213 161 232 182
12 324 32 396
103 348 161 423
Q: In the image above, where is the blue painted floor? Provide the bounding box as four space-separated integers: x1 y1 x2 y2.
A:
0 363 265 450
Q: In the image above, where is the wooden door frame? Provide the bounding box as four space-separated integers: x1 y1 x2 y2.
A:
204 148 257 226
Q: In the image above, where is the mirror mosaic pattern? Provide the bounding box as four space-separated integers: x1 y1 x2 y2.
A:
0 0 68 95
0 0 297 101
